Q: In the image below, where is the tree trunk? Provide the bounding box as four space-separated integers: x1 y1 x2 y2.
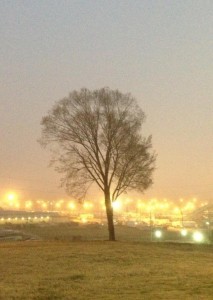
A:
105 190 116 241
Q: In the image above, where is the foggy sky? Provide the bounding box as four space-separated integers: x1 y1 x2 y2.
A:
0 0 212 201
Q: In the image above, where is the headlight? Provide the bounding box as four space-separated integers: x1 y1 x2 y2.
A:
180 229 188 237
154 230 162 238
193 231 204 243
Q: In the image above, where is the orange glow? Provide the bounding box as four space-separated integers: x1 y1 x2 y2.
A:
68 202 76 210
6 192 17 201
42 203 47 209
25 201 33 209
83 202 93 210
112 200 122 211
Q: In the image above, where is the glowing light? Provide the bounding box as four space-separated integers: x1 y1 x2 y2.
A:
173 207 180 214
112 201 122 211
159 203 168 210
147 199 157 212
180 229 188 236
55 202 61 209
7 193 16 201
193 231 204 243
164 202 169 209
184 202 195 211
68 202 76 210
83 202 93 210
25 201 33 209
154 230 162 238
137 202 144 209
42 203 47 209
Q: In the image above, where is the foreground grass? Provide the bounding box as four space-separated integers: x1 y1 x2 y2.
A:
0 241 213 299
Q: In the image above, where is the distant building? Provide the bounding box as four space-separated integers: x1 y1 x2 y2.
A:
0 210 59 224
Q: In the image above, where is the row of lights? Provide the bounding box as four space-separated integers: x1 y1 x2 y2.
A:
0 216 50 221
2 193 207 211
154 229 205 243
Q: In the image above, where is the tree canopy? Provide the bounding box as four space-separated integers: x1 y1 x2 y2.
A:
40 88 156 240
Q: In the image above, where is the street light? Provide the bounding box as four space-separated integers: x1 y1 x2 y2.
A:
193 231 204 243
180 229 188 237
154 230 162 238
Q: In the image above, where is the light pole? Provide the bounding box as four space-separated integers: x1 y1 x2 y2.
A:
150 209 153 241
179 198 184 227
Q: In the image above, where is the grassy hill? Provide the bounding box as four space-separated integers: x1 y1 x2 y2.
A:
0 238 213 299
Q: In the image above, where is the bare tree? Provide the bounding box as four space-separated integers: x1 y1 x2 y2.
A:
39 88 156 241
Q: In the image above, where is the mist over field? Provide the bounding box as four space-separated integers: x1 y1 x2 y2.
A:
0 0 212 299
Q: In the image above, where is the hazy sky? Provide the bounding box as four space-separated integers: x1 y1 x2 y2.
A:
0 0 212 201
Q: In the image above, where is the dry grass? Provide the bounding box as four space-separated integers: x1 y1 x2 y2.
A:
2 223 150 242
0 240 213 300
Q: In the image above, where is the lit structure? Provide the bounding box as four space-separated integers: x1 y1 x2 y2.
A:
0 194 212 229
0 210 68 224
